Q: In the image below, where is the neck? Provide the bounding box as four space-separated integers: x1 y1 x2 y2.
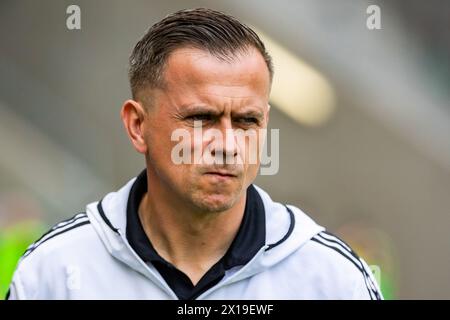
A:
138 170 247 285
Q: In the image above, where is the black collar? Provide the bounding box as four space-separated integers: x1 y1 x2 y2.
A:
126 169 266 299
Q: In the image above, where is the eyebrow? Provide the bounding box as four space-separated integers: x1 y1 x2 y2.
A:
181 105 265 120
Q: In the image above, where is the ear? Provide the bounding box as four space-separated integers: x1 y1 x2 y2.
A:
121 99 148 154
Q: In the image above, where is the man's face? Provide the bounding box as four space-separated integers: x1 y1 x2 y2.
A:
141 47 270 212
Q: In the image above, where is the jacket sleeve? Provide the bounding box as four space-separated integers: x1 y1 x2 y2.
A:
6 253 44 300
351 257 384 300
6 270 27 300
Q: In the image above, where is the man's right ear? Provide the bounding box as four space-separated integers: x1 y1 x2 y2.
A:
120 99 148 154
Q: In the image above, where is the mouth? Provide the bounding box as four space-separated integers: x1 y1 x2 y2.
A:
204 170 238 178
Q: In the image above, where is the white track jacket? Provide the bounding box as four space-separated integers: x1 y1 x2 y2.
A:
7 175 383 300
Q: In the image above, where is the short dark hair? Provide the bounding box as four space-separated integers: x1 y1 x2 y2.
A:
128 8 273 100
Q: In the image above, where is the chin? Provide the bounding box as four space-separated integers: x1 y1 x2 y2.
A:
184 174 247 213
191 191 239 213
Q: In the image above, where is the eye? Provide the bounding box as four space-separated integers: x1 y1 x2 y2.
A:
186 114 214 122
235 117 259 125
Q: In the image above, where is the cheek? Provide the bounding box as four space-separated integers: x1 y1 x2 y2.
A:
192 132 205 156
245 163 260 179
145 123 181 166
237 131 263 166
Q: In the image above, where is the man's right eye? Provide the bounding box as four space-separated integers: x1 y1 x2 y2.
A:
186 114 213 122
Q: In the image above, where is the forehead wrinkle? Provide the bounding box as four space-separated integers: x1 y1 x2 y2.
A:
199 91 260 99
198 94 265 112
164 47 270 91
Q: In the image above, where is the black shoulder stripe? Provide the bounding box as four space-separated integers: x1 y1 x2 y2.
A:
22 212 87 256
5 288 10 300
317 232 369 275
321 231 355 253
23 220 90 258
317 234 355 256
311 236 379 300
50 212 87 231
97 199 119 234
311 237 364 276
266 205 295 251
318 231 382 299
311 237 375 300
315 234 379 291
23 213 87 255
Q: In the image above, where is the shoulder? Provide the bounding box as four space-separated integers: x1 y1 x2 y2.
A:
298 230 383 300
21 212 92 259
8 212 97 299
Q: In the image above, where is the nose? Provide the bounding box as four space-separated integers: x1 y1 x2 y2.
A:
209 119 238 164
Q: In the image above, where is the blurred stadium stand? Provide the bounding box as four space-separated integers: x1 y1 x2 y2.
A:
0 0 449 299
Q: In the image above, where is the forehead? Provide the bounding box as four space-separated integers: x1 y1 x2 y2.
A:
160 47 270 102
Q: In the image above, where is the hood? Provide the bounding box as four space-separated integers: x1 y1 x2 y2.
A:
85 176 324 297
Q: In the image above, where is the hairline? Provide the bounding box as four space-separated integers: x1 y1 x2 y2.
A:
134 44 272 106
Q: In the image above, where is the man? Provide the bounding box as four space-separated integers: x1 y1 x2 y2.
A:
7 8 382 300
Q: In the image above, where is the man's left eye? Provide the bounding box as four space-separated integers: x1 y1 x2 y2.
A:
236 117 258 124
